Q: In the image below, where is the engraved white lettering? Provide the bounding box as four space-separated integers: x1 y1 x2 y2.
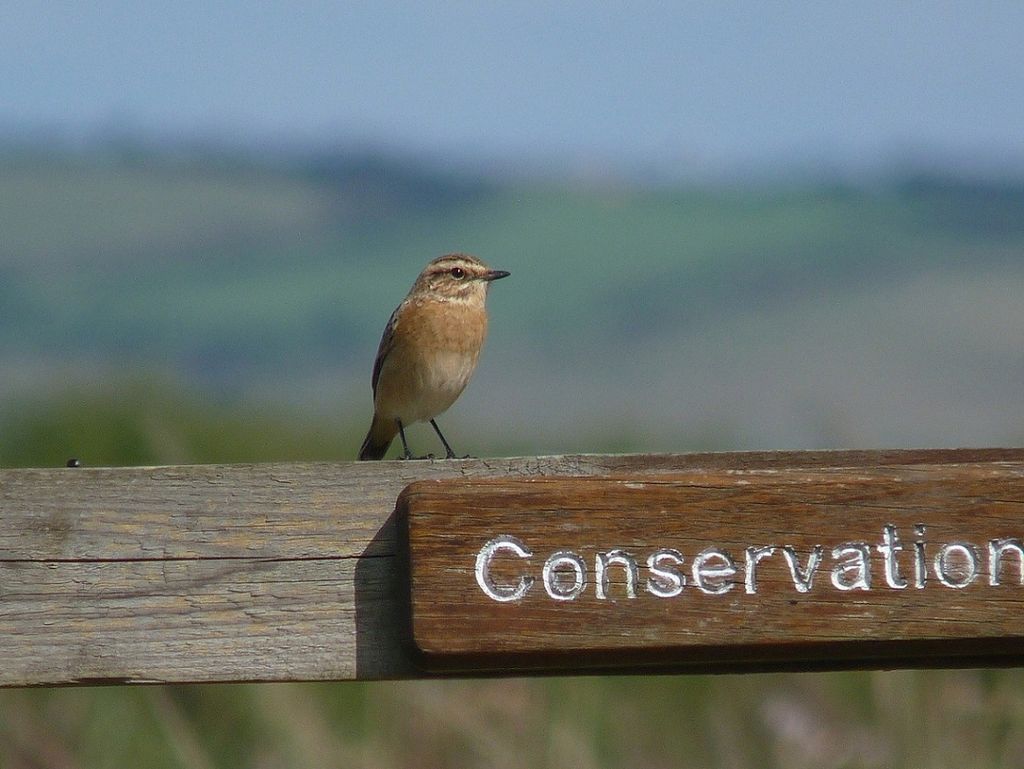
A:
830 544 872 591
744 546 777 594
646 548 685 598
934 542 979 589
473 527 1024 602
913 524 928 589
989 538 1024 586
475 535 534 602
542 551 587 601
693 548 736 595
876 524 908 589
595 550 639 600
782 546 823 593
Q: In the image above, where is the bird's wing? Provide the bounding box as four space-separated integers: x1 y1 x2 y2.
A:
371 304 401 397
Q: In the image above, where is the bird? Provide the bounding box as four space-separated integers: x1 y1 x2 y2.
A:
358 253 510 460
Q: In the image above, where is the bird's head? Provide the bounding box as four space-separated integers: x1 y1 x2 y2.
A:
411 253 510 302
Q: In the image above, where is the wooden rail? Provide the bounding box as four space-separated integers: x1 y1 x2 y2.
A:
2 449 1023 687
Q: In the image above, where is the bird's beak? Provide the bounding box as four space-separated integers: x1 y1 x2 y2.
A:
482 269 510 282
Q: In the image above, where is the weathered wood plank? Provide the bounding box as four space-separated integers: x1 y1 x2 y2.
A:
5 449 1021 560
403 459 1024 673
1 557 400 685
2 450 1023 686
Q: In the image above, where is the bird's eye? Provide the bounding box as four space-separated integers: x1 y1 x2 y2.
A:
450 267 466 279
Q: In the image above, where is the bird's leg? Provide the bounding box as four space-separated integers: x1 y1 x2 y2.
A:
397 420 415 460
397 420 436 459
429 419 460 459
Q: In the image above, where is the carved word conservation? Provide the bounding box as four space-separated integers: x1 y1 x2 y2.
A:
474 526 1024 603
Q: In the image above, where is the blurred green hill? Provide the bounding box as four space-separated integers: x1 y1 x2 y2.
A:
4 149 1023 363
2 145 1023 463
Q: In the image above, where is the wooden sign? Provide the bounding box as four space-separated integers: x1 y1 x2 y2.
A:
401 461 1024 673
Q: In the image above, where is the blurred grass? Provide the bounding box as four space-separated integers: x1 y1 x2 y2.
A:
4 671 1024 768
0 379 364 468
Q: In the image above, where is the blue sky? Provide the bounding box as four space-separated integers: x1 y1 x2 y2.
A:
4 1 1024 177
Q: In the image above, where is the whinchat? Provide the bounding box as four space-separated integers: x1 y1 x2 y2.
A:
358 253 510 460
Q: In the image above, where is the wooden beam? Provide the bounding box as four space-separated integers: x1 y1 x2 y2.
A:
2 449 1023 687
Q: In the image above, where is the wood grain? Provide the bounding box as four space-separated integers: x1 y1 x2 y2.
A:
2 449 1023 686
403 457 1024 674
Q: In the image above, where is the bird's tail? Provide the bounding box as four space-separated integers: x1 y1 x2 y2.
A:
358 414 398 460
